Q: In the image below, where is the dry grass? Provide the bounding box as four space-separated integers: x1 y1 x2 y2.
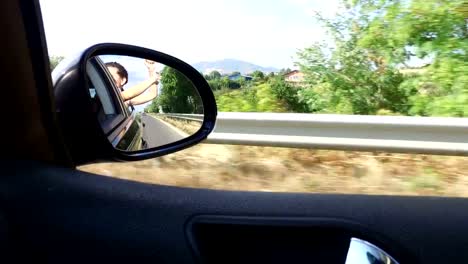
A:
151 115 201 135
78 144 468 196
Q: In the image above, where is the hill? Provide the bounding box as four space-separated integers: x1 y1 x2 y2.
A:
193 59 278 75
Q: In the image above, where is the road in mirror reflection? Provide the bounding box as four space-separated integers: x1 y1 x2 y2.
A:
87 55 203 152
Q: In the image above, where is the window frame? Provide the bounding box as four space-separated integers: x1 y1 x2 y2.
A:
87 57 129 135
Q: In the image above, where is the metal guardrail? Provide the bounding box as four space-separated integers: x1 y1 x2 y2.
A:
160 112 468 155
157 113 203 122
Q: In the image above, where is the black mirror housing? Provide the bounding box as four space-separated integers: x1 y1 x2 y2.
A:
53 43 217 166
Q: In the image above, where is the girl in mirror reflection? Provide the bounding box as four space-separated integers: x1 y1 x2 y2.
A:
106 59 160 106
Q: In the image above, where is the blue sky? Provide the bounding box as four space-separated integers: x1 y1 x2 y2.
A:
39 0 341 69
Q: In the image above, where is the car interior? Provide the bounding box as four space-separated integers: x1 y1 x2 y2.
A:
1 0 468 263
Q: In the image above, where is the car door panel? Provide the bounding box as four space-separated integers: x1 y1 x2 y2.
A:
188 216 372 264
1 160 467 263
114 115 143 151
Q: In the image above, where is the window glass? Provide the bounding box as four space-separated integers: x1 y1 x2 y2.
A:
87 61 117 116
86 60 125 134
42 0 467 117
41 0 468 197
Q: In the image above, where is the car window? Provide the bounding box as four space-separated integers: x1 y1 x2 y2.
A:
87 61 117 116
86 59 128 135
41 0 468 197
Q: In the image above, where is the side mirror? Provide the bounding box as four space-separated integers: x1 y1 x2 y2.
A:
53 43 217 165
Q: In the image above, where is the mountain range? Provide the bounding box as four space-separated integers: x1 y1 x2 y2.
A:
192 59 279 75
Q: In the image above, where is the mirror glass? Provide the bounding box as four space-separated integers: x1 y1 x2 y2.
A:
86 54 204 152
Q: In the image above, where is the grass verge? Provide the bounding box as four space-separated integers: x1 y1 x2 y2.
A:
78 144 468 197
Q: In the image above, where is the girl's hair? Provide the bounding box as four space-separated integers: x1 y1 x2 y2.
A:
105 61 128 85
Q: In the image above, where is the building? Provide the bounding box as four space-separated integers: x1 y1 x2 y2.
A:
284 70 305 83
228 72 253 81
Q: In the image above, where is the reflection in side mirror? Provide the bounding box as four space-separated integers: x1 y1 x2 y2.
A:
87 54 203 152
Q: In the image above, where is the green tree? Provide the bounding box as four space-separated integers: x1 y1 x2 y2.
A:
270 76 309 112
218 76 229 89
251 70 265 81
237 76 247 87
279 68 292 75
156 67 203 114
145 99 160 113
217 76 241 89
347 0 468 116
49 55 64 71
207 70 222 80
215 83 287 112
208 79 222 91
296 13 409 115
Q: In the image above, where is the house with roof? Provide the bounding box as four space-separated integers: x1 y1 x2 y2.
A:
284 70 305 84
228 72 253 81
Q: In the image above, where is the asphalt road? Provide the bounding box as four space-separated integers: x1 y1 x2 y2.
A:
142 115 186 147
